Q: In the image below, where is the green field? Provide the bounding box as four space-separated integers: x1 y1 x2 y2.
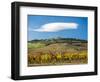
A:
28 38 88 66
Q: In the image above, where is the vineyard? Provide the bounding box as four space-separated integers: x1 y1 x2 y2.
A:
28 38 88 66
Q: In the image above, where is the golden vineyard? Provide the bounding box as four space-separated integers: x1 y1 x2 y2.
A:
28 38 88 66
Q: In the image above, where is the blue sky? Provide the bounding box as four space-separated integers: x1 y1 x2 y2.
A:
28 15 88 41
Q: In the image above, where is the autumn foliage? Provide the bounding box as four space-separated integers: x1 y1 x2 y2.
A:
28 38 88 66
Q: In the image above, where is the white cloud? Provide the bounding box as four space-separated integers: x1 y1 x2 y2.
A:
30 22 78 32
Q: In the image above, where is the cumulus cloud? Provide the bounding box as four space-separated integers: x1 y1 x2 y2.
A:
30 22 78 32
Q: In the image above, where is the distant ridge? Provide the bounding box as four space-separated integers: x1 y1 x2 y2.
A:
28 38 87 44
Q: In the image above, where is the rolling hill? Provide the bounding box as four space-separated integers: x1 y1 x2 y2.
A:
28 38 88 66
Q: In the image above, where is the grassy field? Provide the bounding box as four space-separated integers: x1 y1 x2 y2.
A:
28 38 88 66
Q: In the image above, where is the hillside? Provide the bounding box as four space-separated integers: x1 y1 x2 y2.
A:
28 38 88 66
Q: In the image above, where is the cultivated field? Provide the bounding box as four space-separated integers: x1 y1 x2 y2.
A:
28 38 88 66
